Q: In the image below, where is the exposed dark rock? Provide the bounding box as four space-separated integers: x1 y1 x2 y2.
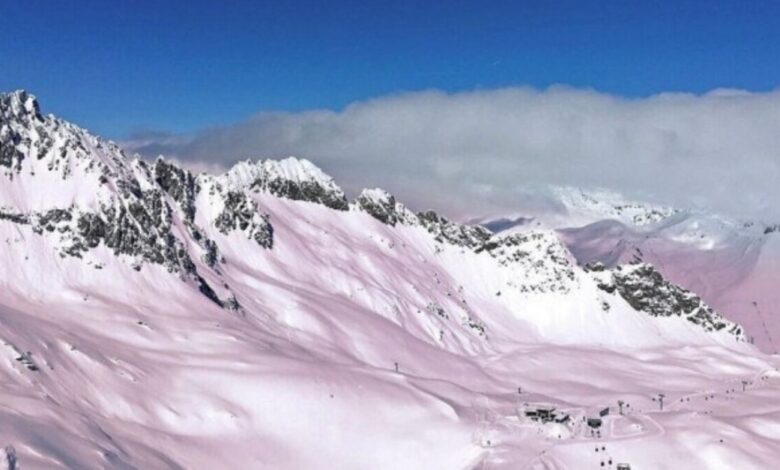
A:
196 275 223 307
0 210 30 224
154 158 200 222
417 210 492 249
481 231 576 293
583 262 606 272
594 263 744 337
425 302 449 319
252 177 348 211
465 317 487 336
0 91 43 171
34 208 73 234
186 222 222 268
215 191 274 248
223 295 242 311
356 189 401 226
14 350 38 371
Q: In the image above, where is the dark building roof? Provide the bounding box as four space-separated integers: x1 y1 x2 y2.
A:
587 418 603 428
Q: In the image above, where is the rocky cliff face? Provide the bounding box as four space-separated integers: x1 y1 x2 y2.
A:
355 188 404 226
213 190 274 249
587 262 744 337
0 91 277 307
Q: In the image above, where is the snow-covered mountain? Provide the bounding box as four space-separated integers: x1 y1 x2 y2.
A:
1 91 779 469
480 186 681 233
561 216 780 353
483 186 780 355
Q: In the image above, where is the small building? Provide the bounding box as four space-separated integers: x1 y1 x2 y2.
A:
525 407 555 422
537 408 555 421
587 418 603 429
616 464 631 470
599 407 610 417
524 405 569 424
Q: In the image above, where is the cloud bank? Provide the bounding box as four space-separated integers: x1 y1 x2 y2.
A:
125 86 780 221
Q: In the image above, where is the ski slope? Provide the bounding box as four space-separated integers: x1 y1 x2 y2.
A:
1 90 778 469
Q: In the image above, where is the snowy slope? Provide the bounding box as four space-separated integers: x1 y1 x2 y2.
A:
482 184 780 355
557 211 780 354
1 91 778 469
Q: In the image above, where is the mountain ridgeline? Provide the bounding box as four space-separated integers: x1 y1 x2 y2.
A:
0 90 746 346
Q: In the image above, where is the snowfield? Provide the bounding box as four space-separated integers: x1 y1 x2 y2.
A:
1 91 779 469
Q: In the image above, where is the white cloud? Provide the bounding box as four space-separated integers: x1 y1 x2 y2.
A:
125 86 780 221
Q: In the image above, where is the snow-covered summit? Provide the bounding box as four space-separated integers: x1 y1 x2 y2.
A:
1 90 144 211
0 90 42 121
358 187 393 204
354 187 417 226
219 156 349 209
222 156 333 188
553 186 680 228
480 186 680 234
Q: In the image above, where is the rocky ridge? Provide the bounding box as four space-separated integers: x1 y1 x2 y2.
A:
0 90 746 340
587 262 744 337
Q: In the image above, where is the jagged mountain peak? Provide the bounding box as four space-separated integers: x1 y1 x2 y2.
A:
0 90 343 214
0 91 141 210
0 90 42 121
1 91 175 182
358 187 394 204
219 156 348 210
354 187 407 226
224 156 331 186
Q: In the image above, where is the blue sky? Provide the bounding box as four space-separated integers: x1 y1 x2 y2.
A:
2 0 779 138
